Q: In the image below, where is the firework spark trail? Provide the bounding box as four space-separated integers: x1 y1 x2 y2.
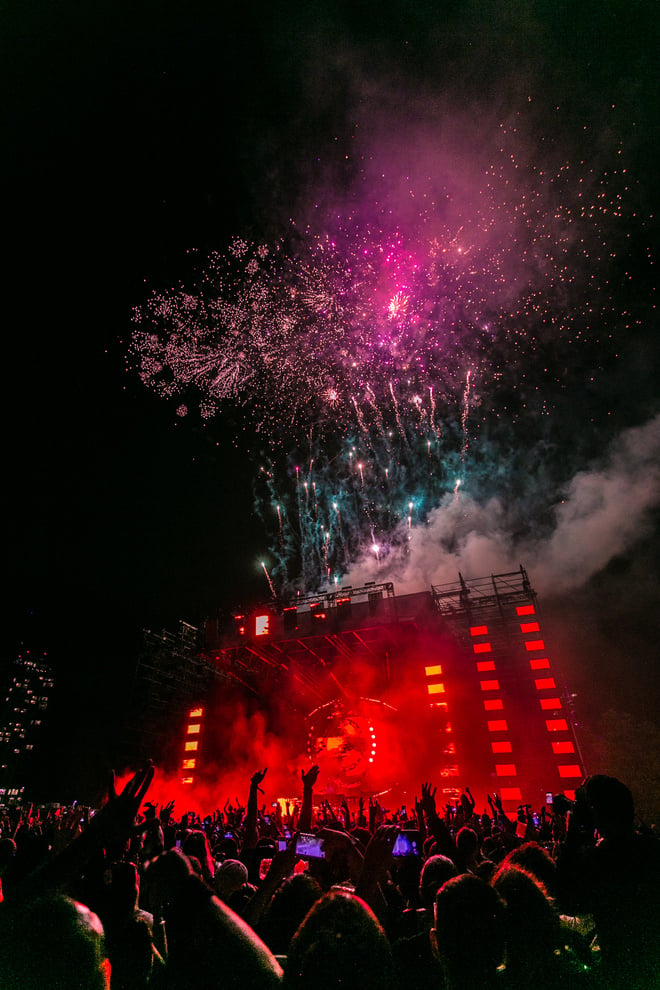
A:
261 561 277 598
130 112 652 594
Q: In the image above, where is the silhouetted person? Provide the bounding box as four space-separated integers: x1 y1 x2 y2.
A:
283 890 396 990
431 874 505 989
557 774 660 989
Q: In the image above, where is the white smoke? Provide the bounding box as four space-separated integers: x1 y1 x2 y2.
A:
345 414 660 596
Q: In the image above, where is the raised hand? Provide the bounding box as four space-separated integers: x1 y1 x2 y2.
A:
421 781 438 820
88 763 155 846
250 768 268 793
301 764 320 789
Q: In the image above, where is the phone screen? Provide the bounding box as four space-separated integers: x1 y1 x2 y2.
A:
295 833 325 859
392 831 420 857
278 838 288 851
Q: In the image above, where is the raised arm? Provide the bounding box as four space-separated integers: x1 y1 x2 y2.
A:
244 768 267 850
298 764 320 834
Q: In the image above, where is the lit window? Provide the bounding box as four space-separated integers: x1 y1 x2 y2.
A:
535 677 556 691
187 724 201 735
189 707 204 718
540 698 562 710
476 660 496 672
520 622 540 633
473 642 492 654
525 640 545 651
529 658 550 670
185 741 199 752
545 719 568 731
470 625 488 636
495 764 517 776
558 765 582 778
484 699 504 711
425 665 443 676
516 605 535 616
487 719 508 731
255 614 270 636
552 741 575 754
480 679 500 691
182 759 196 770
492 741 513 753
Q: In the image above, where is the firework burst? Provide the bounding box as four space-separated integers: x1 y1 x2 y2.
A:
130 113 650 594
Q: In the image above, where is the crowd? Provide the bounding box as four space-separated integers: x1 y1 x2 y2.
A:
0 762 657 990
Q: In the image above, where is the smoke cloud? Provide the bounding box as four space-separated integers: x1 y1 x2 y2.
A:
346 413 660 596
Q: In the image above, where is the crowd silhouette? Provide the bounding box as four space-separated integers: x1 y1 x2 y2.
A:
0 763 657 989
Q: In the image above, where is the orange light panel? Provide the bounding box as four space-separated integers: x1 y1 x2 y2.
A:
545 719 568 731
540 698 562 710
492 741 513 753
431 701 449 710
476 660 496 672
473 642 492 654
425 664 443 676
427 683 446 694
525 640 546 651
516 605 535 616
181 776 194 784
552 741 575 754
520 621 540 633
480 679 500 691
535 677 557 690
470 625 489 636
184 741 199 752
487 719 508 731
255 614 270 636
186 724 201 734
484 699 504 710
500 786 522 800
530 658 551 670
182 758 196 770
495 764 517 776
558 765 582 778
189 707 204 718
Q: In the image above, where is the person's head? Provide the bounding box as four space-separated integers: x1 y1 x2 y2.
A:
284 890 396 990
215 858 249 902
493 841 557 897
455 826 479 859
491 865 560 974
431 875 505 982
0 894 110 989
584 774 635 839
418 854 459 910
261 872 323 954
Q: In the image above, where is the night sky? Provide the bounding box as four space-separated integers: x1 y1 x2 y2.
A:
3 0 659 802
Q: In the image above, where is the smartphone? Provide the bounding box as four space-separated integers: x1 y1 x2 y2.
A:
546 792 553 805
532 812 540 827
295 832 325 859
392 831 420 857
278 838 288 852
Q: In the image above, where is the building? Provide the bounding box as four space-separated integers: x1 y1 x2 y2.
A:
0 651 54 804
196 567 584 812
